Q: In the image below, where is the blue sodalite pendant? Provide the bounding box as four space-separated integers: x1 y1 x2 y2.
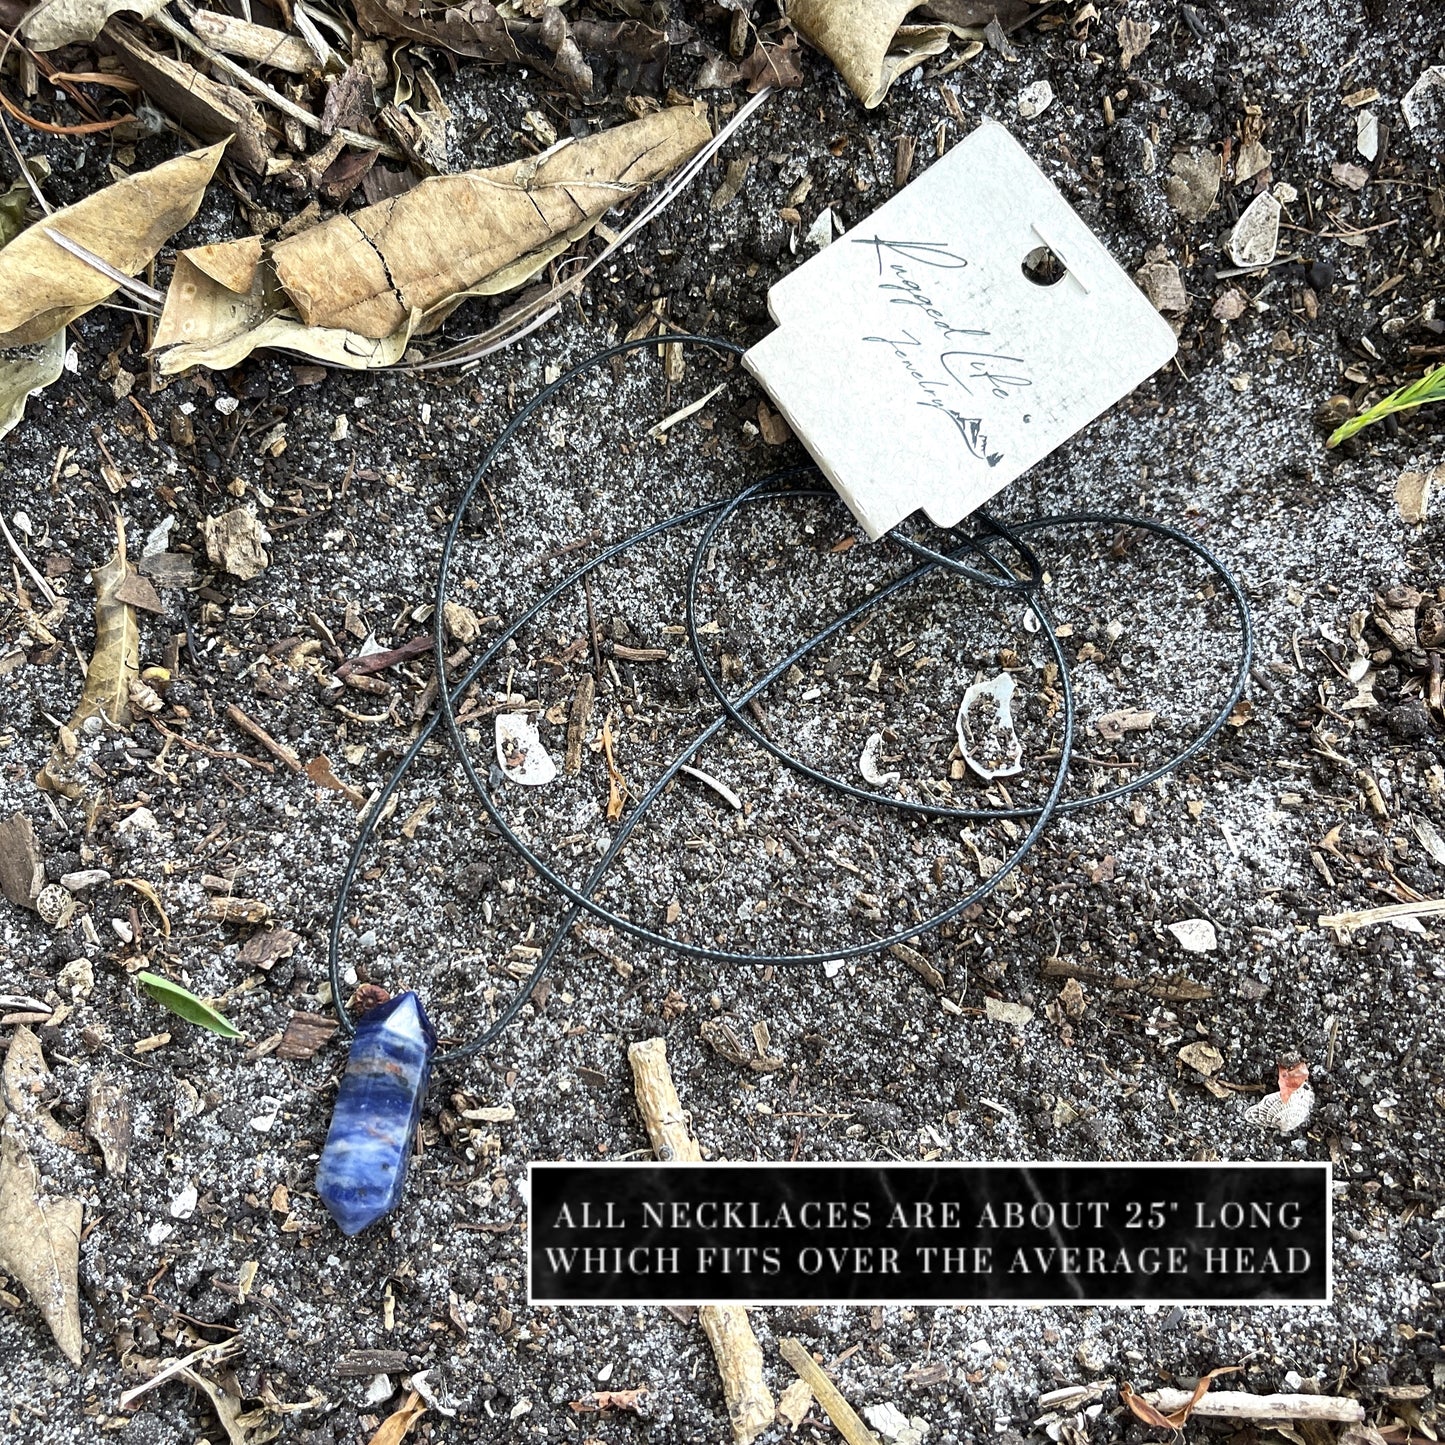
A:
316 991 437 1235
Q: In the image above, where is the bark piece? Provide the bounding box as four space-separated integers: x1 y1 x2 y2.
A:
85 1074 132 1177
271 106 709 338
702 1306 776 1445
203 508 270 581
185 9 318 73
0 811 44 910
0 139 225 347
105 24 270 174
277 1011 339 1060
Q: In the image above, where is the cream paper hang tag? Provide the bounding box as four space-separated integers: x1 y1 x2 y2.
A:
743 121 1177 540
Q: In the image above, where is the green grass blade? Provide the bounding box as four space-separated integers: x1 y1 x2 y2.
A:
1328 364 1445 447
136 971 242 1038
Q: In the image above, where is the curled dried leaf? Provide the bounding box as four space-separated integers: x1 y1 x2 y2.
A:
0 142 224 348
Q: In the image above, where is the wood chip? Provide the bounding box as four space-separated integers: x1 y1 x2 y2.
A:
276 1011 339 1061
85 1073 131 1176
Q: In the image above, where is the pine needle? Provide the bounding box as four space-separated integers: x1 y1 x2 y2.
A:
1328 363 1445 446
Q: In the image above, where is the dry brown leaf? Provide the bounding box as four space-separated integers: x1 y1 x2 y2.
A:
787 0 944 107
0 140 224 348
104 25 272 174
152 242 415 375
271 106 709 338
1121 1367 1239 1431
0 328 66 442
38 516 140 798
368 1391 427 1445
349 0 670 97
22 0 165 50
0 1117 83 1365
739 33 805 92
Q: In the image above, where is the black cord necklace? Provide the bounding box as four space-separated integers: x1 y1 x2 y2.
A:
312 335 1253 1236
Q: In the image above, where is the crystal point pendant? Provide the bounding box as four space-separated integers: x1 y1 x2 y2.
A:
316 991 436 1236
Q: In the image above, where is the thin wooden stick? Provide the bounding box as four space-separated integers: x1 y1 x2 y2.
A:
627 1038 774 1445
1145 1389 1364 1423
778 1338 883 1445
1319 897 1445 934
225 702 302 773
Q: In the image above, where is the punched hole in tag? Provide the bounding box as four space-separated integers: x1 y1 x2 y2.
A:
1021 243 1068 287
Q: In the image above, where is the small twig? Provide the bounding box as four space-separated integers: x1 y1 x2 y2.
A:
117 1339 240 1410
1318 897 1445 935
1143 1389 1363 1423
225 702 303 772
0 510 58 605
778 1338 883 1445
149 717 274 775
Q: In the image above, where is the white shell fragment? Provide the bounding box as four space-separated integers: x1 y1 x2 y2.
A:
1356 110 1380 161
495 712 557 786
169 1185 198 1219
805 207 837 250
1017 80 1054 120
1167 917 1218 953
956 674 1024 781
859 732 901 788
1228 191 1282 268
1245 1083 1315 1134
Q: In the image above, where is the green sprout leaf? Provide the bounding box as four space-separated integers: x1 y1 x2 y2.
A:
135 971 242 1038
1328 364 1445 447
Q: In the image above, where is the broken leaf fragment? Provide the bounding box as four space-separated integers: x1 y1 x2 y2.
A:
0 142 225 349
0 1118 83 1365
22 0 166 50
38 515 141 798
136 972 242 1039
85 1074 132 1177
0 328 66 443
